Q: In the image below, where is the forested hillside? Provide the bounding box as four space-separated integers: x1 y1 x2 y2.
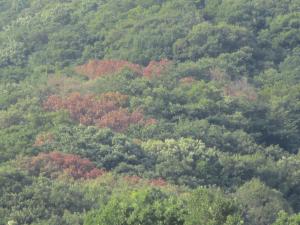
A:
1 0 300 224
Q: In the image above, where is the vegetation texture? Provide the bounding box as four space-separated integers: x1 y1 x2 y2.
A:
0 0 300 224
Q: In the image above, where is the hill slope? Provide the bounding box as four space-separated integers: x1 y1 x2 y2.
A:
0 0 300 225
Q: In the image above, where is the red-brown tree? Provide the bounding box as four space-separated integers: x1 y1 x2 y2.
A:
148 178 167 187
97 108 144 132
75 59 143 79
144 118 158 126
43 92 147 131
179 76 196 84
143 59 172 78
99 91 129 107
123 175 167 187
26 151 105 179
75 59 172 80
33 132 54 147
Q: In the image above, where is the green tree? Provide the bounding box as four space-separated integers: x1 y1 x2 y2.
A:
173 22 252 61
235 179 292 225
272 211 300 225
142 138 222 187
184 187 243 225
84 188 185 225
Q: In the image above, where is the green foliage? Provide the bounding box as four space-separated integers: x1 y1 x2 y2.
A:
39 126 148 173
259 12 300 62
184 187 243 225
235 179 292 225
1 176 89 225
174 22 252 61
85 188 185 225
0 97 72 162
142 138 222 187
272 211 300 225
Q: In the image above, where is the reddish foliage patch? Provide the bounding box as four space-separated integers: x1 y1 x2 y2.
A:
33 132 54 147
75 60 143 79
43 92 147 132
27 151 105 179
75 59 172 79
179 76 196 84
99 92 129 107
44 92 113 125
144 118 158 126
123 175 167 187
97 108 144 132
148 178 167 187
123 175 143 185
143 59 172 79
43 95 64 111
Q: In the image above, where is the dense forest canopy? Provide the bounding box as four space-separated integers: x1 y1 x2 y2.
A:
0 0 300 224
